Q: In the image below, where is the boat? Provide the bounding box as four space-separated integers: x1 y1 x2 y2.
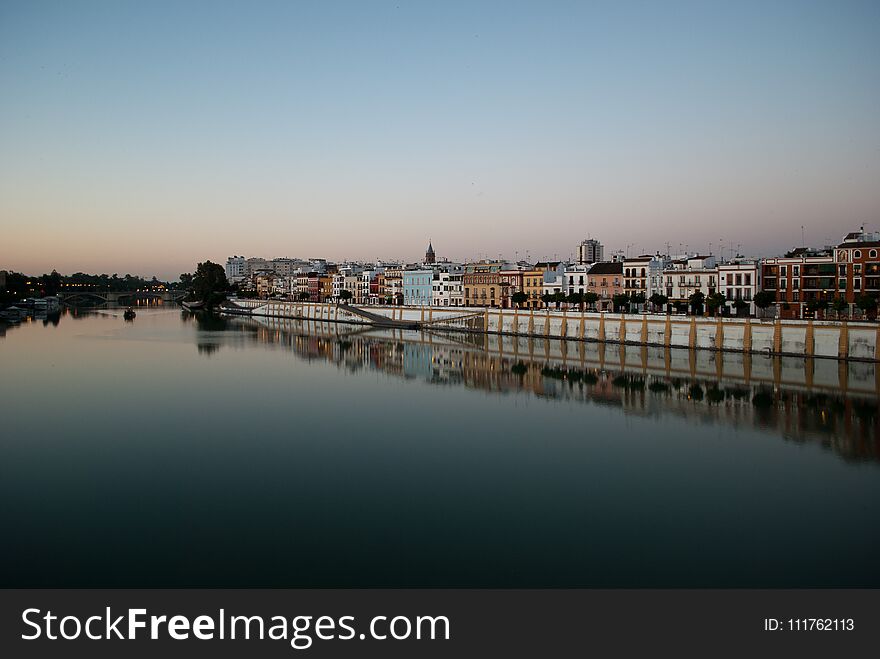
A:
182 300 205 311
123 307 136 320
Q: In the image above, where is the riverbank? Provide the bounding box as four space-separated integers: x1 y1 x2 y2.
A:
220 299 880 362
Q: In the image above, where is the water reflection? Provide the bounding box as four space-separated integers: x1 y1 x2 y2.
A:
220 314 879 463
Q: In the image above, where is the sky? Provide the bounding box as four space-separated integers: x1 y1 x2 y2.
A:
1 0 878 280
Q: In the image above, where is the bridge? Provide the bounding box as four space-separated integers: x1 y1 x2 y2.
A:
59 290 187 305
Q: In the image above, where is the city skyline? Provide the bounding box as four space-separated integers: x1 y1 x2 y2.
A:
2 0 879 280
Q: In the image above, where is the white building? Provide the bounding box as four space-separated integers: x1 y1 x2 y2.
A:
540 262 567 299
563 264 591 296
663 255 718 308
225 256 246 283
718 260 760 315
431 265 464 306
577 239 603 265
624 254 670 305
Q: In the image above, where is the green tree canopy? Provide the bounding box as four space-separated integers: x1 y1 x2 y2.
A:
611 293 629 312
706 292 727 315
189 261 229 306
648 293 668 311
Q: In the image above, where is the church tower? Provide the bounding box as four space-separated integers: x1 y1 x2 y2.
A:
425 240 436 264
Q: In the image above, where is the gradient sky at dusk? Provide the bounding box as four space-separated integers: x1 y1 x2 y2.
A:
1 0 878 279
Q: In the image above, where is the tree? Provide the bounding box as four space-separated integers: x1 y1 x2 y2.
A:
552 291 566 309
753 290 775 318
540 292 554 308
706 292 726 317
831 296 848 319
583 291 599 311
688 290 705 316
856 293 878 319
297 291 311 301
566 291 584 310
178 273 194 290
189 261 229 307
511 291 529 308
339 290 353 302
733 299 749 317
648 293 668 313
629 292 646 311
611 293 629 313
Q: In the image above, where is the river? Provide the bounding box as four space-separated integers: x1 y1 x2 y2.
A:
1 307 878 586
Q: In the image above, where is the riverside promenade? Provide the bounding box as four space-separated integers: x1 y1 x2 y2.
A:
220 299 880 362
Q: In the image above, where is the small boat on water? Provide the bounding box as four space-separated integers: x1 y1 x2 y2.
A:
182 300 205 311
123 307 136 320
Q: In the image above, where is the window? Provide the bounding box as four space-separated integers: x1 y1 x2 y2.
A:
793 292 799 302
781 266 787 276
839 265 847 276
871 250 878 258
793 266 800 276
854 278 861 291
793 279 799 290
855 264 862 274
854 250 862 259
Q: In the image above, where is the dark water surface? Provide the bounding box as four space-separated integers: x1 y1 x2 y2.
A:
1 308 878 587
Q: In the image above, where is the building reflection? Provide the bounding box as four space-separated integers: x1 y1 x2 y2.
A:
225 315 879 463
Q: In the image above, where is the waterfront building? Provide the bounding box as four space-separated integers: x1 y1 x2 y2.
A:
624 254 669 305
834 228 880 313
295 273 311 300
403 268 434 306
563 264 590 297
255 272 277 298
521 267 544 308
577 238 603 265
718 260 760 315
586 261 623 310
662 256 718 311
431 264 464 306
537 261 566 302
499 263 526 308
383 265 404 304
225 256 246 283
463 262 506 307
761 250 833 319
359 269 383 305
319 275 333 301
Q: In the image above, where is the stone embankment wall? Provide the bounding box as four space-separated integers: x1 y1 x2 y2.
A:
222 300 880 362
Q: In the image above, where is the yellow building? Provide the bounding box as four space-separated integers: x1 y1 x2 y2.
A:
521 268 544 308
463 263 506 307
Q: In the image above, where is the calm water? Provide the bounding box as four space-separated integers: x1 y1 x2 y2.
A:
1 306 879 587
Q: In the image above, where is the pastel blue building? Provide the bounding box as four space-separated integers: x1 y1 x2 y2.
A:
403 269 434 306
